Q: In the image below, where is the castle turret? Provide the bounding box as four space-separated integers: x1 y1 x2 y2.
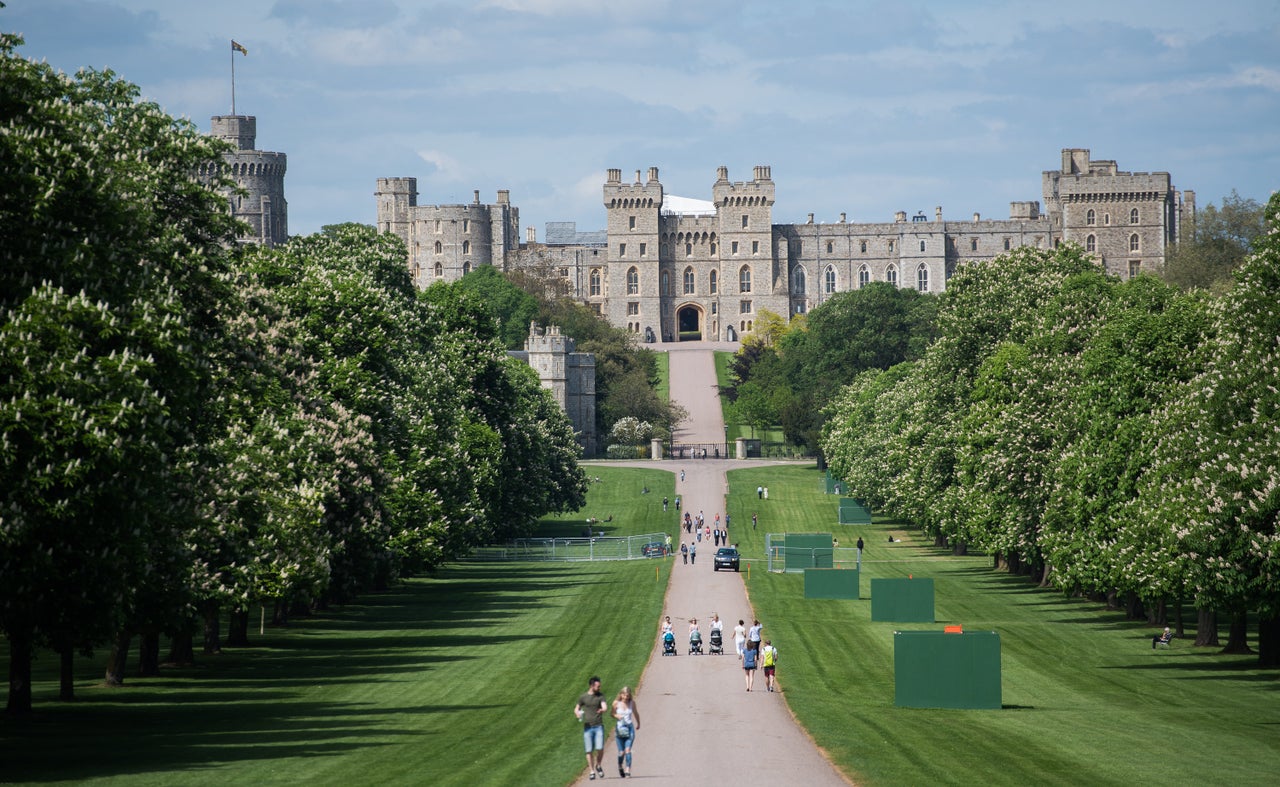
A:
603 167 663 339
205 115 288 246
375 177 418 245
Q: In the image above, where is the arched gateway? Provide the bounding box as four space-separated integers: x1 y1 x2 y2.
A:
677 304 703 341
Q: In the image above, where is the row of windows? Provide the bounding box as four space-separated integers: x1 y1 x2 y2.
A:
791 263 932 293
432 219 471 233
415 260 474 279
618 265 753 295
1086 208 1140 226
1085 234 1142 253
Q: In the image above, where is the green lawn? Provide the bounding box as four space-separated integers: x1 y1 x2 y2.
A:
653 349 670 402
0 466 675 786
727 464 1280 785
7 464 1277 785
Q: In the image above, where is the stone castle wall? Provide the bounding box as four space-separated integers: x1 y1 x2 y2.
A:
204 115 288 246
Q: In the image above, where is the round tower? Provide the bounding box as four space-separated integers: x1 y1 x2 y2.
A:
210 115 288 246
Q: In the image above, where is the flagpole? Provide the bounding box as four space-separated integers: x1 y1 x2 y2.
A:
231 40 237 115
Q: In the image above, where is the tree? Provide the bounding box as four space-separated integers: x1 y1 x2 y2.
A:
456 265 539 350
0 33 242 713
1162 191 1266 292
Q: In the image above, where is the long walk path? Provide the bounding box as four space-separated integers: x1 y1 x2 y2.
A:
576 343 849 784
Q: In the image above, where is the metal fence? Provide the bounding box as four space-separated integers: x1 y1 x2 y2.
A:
764 533 862 572
464 532 671 563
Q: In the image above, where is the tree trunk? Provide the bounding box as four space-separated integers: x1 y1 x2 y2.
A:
1174 599 1185 638
137 632 160 678
952 541 968 556
203 603 222 654
226 608 250 647
1258 615 1280 668
104 631 131 687
1221 611 1252 654
1124 591 1145 621
59 647 75 702
1038 562 1053 588
1105 590 1120 610
7 628 34 715
167 630 195 666
1194 608 1219 647
1147 598 1167 627
933 533 947 548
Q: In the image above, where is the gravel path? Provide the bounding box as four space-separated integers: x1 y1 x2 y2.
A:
573 344 851 784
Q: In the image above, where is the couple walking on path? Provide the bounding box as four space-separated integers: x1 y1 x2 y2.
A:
573 344 848 785
575 676 640 779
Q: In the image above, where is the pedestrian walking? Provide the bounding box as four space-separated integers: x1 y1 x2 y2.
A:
856 536 864 552
690 543 697 565
675 495 681 511
663 496 668 512
748 619 762 652
612 686 640 778
734 619 746 660
763 487 769 499
574 676 608 780
757 485 763 499
696 528 702 543
762 640 779 692
752 512 758 530
742 642 758 691
680 469 685 482
680 543 688 564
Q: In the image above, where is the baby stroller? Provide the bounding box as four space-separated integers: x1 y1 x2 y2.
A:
662 631 677 656
709 628 724 655
688 629 704 655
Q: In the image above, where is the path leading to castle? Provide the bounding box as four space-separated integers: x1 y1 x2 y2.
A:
576 343 849 785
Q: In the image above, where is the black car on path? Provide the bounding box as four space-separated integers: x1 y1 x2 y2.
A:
713 547 740 572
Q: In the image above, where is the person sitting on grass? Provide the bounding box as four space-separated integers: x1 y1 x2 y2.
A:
1152 627 1173 649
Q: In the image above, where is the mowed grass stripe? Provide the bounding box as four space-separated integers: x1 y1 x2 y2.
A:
727 465 1280 786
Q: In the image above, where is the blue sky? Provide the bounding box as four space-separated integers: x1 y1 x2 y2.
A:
6 0 1278 237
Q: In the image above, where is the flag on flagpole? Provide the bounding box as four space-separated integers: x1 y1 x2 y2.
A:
232 40 248 55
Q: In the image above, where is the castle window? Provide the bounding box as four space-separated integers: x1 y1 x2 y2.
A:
1103 213 1111 226
794 240 803 256
888 240 895 252
434 262 443 277
1086 234 1096 252
462 240 471 254
435 241 443 254
683 266 695 295
1128 260 1140 279
740 300 752 314
970 238 978 252
619 242 627 257
919 240 926 252
732 241 739 255
1130 208 1139 224
590 268 602 296
630 215 636 231
1003 238 1011 251
742 214 749 228
793 267 806 296
858 265 869 288
662 271 670 295
886 264 898 286
710 243 716 255
917 264 929 292
711 302 718 315
751 240 759 254
627 302 639 315
825 265 837 294
1129 233 1140 252
591 303 602 315
709 270 718 294
796 303 806 315
463 261 471 275
827 241 834 254
685 243 692 257
1086 209 1096 226
435 220 442 233
640 243 647 257
462 219 469 233
739 265 752 293
860 240 867 253
626 266 639 294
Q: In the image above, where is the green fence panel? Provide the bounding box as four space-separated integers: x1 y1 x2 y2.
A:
784 533 834 572
870 577 935 622
837 498 872 524
803 568 860 599
893 630 1002 709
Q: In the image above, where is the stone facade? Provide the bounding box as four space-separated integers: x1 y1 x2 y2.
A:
508 323 597 457
378 148 1193 341
202 115 289 246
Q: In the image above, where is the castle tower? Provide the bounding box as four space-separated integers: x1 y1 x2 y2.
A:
713 166 776 338
602 168 663 340
208 115 288 246
375 177 418 246
520 322 596 456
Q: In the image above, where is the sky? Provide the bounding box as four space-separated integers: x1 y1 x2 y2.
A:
5 0 1279 238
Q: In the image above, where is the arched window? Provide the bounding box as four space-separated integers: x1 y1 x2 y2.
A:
859 240 867 253
709 270 718 294
462 240 471 254
1086 209 1096 226
626 266 639 294
685 243 692 257
434 261 443 277
661 271 670 295
826 241 833 254
683 266 695 294
590 268 602 296
739 265 752 293
1129 233 1140 252
1103 213 1110 226
462 261 471 275
970 238 978 252
792 267 806 295
919 240 926 252
435 241 442 254
886 264 898 286
825 265 837 294
858 265 869 288
917 264 929 292
888 240 895 252
1130 208 1139 224
1003 238 1011 251
1086 234 1096 253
